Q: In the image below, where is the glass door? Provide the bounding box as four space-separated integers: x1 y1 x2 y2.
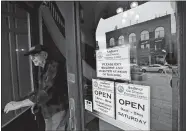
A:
1 1 33 126
79 1 179 131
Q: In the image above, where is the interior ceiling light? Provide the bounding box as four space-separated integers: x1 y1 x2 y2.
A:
130 2 138 9
122 19 126 24
135 14 140 20
116 7 123 14
129 10 135 15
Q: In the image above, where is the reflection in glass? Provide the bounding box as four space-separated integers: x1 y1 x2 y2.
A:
92 1 178 131
141 30 149 41
109 38 115 46
155 27 165 38
129 33 136 43
118 35 124 45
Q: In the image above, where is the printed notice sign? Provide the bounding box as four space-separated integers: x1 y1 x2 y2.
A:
96 46 130 80
116 83 150 130
85 100 93 112
92 79 115 118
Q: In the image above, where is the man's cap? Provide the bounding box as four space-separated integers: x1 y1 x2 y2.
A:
24 45 46 56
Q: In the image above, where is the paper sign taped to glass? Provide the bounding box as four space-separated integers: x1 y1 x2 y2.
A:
92 79 115 118
96 46 131 81
85 100 93 112
115 82 150 130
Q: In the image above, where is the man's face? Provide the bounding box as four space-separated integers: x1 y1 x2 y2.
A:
30 53 44 66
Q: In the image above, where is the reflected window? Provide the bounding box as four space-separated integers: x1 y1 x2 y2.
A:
118 35 124 45
109 38 115 46
146 44 150 49
141 45 144 49
155 27 165 38
129 33 136 43
133 43 136 48
141 30 149 41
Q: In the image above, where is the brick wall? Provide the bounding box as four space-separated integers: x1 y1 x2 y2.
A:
105 15 171 51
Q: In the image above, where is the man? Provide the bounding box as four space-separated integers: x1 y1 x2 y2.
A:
4 45 69 131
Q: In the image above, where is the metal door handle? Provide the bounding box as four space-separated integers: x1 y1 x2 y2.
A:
69 117 75 130
69 98 76 131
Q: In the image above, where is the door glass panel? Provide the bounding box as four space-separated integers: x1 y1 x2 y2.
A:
1 2 33 126
80 1 178 131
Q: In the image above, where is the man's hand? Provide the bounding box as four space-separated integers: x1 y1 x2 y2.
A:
4 101 22 113
31 104 36 114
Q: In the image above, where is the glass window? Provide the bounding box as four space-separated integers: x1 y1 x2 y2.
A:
118 35 124 45
146 44 150 49
1 2 33 125
90 1 179 131
110 38 115 46
155 27 165 38
129 33 136 43
141 30 149 41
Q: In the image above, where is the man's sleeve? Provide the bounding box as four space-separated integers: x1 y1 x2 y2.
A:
28 62 58 105
17 91 36 101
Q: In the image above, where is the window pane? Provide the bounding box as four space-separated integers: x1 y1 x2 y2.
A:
110 38 115 46
118 36 124 45
141 30 149 40
91 1 179 131
1 3 32 125
129 33 136 43
146 44 150 49
155 27 165 38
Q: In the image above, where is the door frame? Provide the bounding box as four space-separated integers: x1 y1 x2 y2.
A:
64 1 85 131
177 2 186 131
74 1 85 130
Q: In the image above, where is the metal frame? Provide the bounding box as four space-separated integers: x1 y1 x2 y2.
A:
74 2 85 130
87 111 141 130
27 13 34 92
177 2 186 131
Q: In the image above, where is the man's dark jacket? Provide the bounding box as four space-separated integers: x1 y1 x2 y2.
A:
26 60 68 119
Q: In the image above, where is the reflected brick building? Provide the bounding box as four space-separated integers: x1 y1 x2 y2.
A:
105 15 175 65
